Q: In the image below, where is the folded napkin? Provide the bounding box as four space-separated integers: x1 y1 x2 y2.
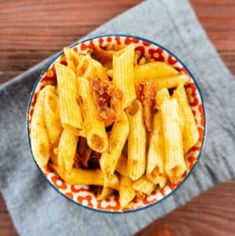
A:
0 0 235 235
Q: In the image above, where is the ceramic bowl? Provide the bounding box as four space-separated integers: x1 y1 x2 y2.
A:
27 34 206 213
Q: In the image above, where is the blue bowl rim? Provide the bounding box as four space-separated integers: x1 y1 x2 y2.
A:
26 34 207 214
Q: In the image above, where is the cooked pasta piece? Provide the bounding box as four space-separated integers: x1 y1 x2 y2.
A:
119 176 136 208
134 62 179 84
92 46 114 64
100 110 129 178
76 54 90 76
156 88 170 109
77 76 108 153
132 176 156 195
44 85 62 146
116 154 128 177
30 87 50 168
161 98 186 182
146 112 167 187
55 63 83 135
58 129 78 173
144 74 189 90
64 47 80 72
173 83 199 153
52 164 119 189
97 187 113 200
91 58 109 80
113 44 136 109
127 100 146 181
83 56 97 80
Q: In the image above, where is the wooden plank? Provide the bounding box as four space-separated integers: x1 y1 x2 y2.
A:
0 0 142 84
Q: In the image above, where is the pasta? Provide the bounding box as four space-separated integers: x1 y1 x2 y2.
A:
58 129 78 173
113 44 136 109
173 83 199 153
44 85 62 147
116 154 128 177
127 101 146 181
55 63 83 135
97 187 113 200
160 95 186 182
30 43 200 209
100 110 129 178
119 176 136 208
91 58 109 80
134 61 179 84
156 88 170 109
30 87 50 168
77 76 108 153
64 47 80 72
132 176 156 195
146 112 167 187
52 164 119 189
147 74 189 90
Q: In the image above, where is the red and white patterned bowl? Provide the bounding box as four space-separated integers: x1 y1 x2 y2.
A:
27 35 206 213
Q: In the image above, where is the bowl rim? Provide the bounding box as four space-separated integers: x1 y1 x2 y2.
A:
26 34 207 214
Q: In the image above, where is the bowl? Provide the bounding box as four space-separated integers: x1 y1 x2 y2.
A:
27 34 206 213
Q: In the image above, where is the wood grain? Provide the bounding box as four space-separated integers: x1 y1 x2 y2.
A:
0 0 235 236
136 180 235 236
0 0 142 84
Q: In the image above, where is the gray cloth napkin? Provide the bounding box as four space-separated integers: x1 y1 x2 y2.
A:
0 0 235 235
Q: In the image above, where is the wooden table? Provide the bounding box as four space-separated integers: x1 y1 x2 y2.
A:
0 0 234 235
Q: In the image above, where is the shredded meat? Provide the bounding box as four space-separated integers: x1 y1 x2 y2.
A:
91 47 114 64
90 78 123 126
137 81 157 132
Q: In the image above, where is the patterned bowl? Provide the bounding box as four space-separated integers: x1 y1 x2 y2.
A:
27 34 206 213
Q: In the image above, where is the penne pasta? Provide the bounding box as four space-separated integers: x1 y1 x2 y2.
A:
30 43 201 207
116 154 128 177
91 58 108 80
173 84 199 153
52 164 119 189
134 62 179 84
132 176 156 195
83 56 97 80
30 87 50 168
55 63 83 135
161 98 186 182
100 110 129 178
146 74 189 90
127 101 146 181
97 187 113 200
156 87 170 110
77 76 108 153
78 54 108 80
113 44 136 109
58 129 78 173
146 112 167 187
64 47 80 72
119 175 136 208
44 85 62 147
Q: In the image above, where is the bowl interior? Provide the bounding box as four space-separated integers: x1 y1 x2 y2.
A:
27 35 205 213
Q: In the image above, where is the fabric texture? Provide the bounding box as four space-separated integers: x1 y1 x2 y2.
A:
0 0 235 235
